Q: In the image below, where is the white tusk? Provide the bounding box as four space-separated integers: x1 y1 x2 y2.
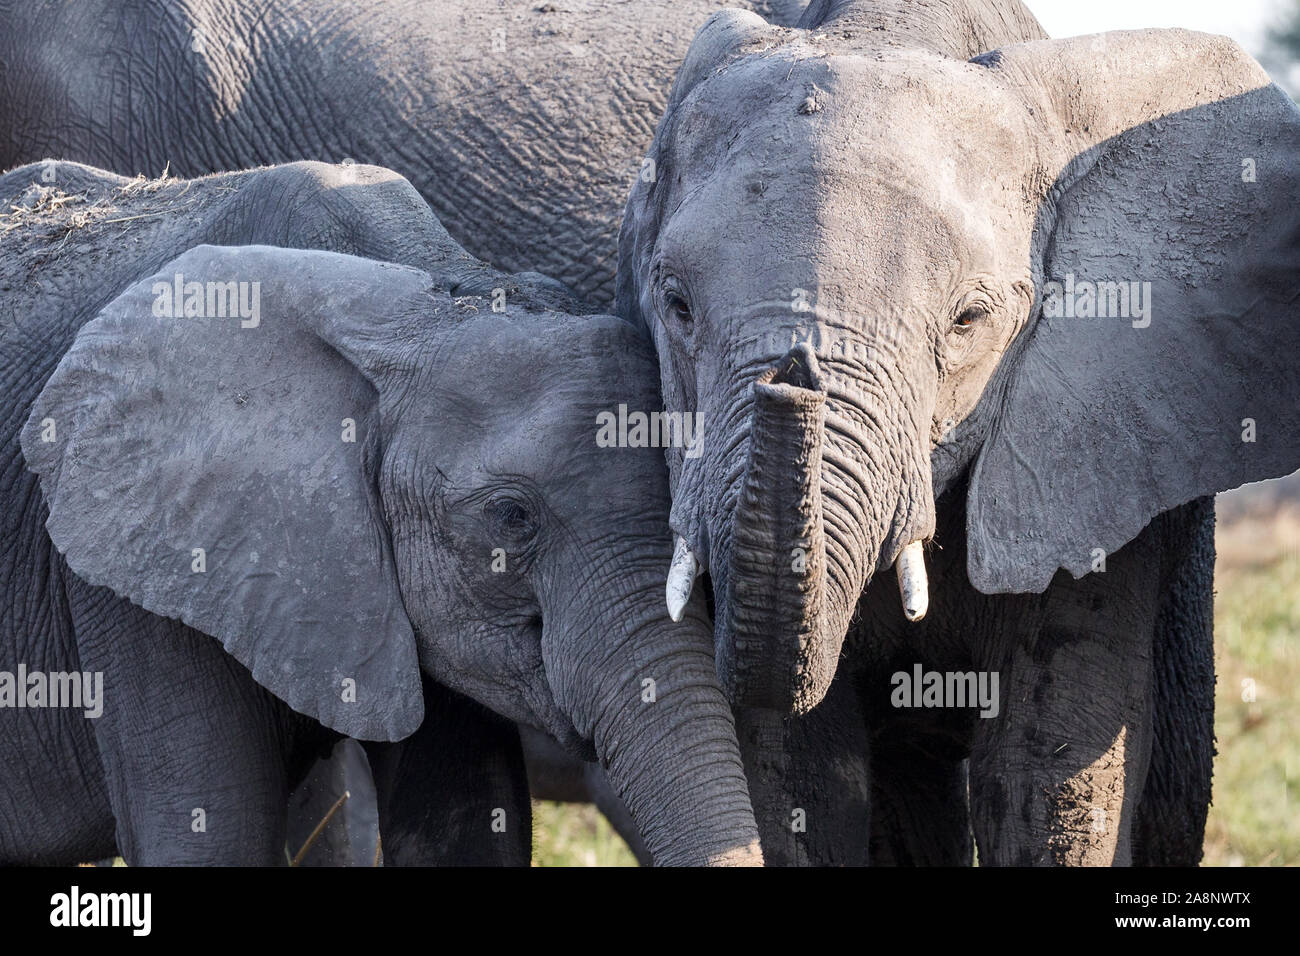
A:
666 535 700 622
896 540 929 623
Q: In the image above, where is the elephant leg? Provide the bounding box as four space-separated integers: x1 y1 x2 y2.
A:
1132 497 1216 866
66 577 295 865
736 671 871 866
868 744 972 866
968 544 1162 866
364 676 531 866
287 739 381 867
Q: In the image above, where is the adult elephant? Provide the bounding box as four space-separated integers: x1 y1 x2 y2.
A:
0 160 761 866
615 0 1300 864
0 0 805 306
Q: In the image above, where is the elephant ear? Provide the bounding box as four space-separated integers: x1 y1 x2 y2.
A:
22 245 432 740
967 30 1300 593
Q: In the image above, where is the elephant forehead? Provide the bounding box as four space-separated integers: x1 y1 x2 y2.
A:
655 169 995 312
674 49 1031 189
657 60 1031 269
404 312 662 436
817 52 1028 124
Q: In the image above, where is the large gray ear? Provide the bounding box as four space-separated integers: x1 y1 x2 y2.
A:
968 30 1300 593
22 244 432 740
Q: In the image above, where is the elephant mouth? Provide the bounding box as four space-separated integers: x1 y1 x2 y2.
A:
538 712 596 761
532 630 598 761
527 671 595 760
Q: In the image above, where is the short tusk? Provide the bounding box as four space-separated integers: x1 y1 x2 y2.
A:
666 535 701 622
896 540 929 623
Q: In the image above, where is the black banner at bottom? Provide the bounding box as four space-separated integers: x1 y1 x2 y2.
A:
0 865 1289 942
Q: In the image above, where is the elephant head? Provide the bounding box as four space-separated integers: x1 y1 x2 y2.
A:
22 244 761 866
616 1 1300 713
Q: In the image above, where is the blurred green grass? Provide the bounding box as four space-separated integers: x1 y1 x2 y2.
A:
1202 516 1300 866
530 799 636 866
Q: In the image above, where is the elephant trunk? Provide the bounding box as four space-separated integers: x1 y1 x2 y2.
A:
715 343 933 714
717 344 841 713
549 570 762 866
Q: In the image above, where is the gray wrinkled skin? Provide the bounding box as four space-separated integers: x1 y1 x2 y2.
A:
0 0 807 305
0 161 760 866
0 0 804 864
615 0 1299 863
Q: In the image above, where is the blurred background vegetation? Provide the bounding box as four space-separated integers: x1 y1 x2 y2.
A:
1262 0 1300 95
531 799 637 866
1201 479 1300 865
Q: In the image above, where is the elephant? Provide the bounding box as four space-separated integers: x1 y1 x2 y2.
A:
0 159 762 866
5 0 1290 867
0 0 809 306
612 0 1300 864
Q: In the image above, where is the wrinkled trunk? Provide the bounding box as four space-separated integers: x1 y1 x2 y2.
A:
713 343 933 714
718 344 840 712
546 568 762 866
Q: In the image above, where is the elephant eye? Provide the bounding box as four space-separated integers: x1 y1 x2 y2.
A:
664 290 693 328
484 496 538 544
953 305 988 331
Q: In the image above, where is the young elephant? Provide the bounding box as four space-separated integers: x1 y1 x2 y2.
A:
0 161 761 866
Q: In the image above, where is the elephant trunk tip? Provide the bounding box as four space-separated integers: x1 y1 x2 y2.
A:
700 839 764 867
757 342 826 397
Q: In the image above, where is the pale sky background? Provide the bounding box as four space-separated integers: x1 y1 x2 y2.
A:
1025 0 1276 49
1024 0 1298 89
